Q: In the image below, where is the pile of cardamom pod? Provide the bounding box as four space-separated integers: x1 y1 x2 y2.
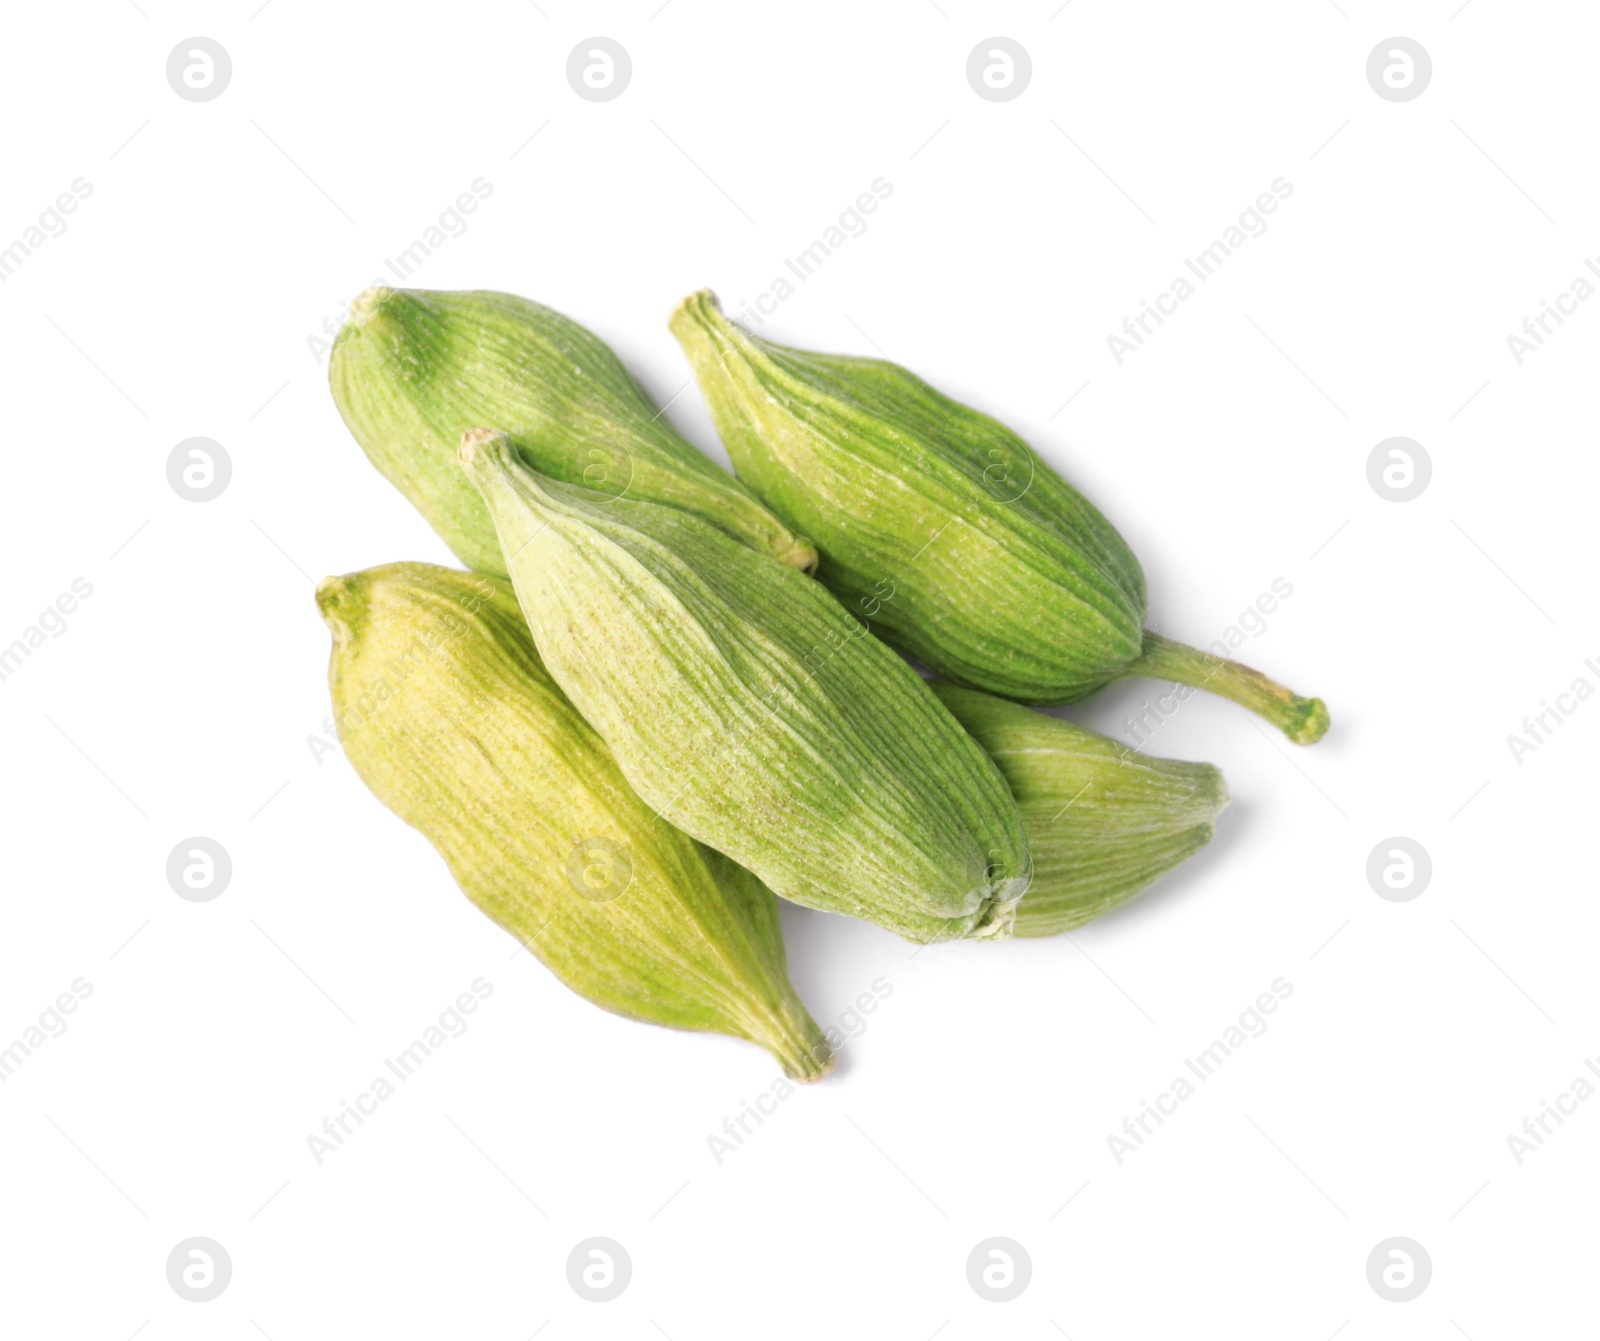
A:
320 287 1328 1080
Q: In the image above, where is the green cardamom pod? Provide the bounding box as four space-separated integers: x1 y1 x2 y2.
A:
456 428 1033 944
670 291 1329 745
317 561 831 1080
329 287 817 578
929 682 1228 937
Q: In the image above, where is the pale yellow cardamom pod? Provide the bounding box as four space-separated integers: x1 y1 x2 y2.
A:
317 561 831 1079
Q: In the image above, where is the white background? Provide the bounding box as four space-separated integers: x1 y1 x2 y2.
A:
1 1 1593 1336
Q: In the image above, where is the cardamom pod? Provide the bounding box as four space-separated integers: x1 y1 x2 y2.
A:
670 291 1329 744
317 561 831 1080
456 428 1033 943
928 683 1227 937
329 287 816 578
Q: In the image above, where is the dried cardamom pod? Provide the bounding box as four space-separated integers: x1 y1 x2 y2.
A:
329 287 816 578
456 429 1033 943
670 291 1329 744
317 561 831 1079
929 683 1227 938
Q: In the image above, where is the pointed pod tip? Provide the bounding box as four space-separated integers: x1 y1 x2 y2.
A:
672 287 721 315
350 285 396 326
668 288 725 337
762 1002 837 1083
779 1037 835 1084
802 1050 836 1083
457 426 513 472
315 574 365 645
781 537 820 575
314 574 347 615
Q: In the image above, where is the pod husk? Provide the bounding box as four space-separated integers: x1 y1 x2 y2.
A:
329 287 816 578
670 291 1328 744
318 561 831 1079
457 429 1033 944
929 683 1227 937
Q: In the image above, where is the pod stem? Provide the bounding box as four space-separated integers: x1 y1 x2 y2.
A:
1121 631 1329 744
